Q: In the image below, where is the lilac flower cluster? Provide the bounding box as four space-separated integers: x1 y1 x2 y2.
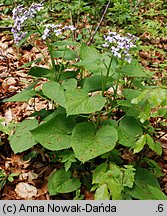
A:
42 24 76 40
103 32 138 63
11 3 43 44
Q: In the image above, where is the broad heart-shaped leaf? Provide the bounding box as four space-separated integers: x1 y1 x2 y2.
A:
76 44 105 74
133 134 147 154
53 40 79 47
62 78 77 91
126 167 167 200
148 88 167 107
76 58 103 74
80 43 100 60
42 81 66 107
119 116 143 138
4 82 37 102
92 163 108 184
131 88 167 123
99 167 124 200
123 89 141 100
29 66 54 79
31 114 76 150
52 48 78 60
138 99 151 123
9 119 38 153
119 59 147 77
105 176 124 200
118 116 143 148
83 75 103 92
71 122 118 163
65 89 106 116
48 169 81 195
119 116 142 137
122 165 136 188
83 75 114 92
43 107 66 122
146 134 162 155
132 88 167 107
117 127 136 148
76 45 117 75
93 164 135 200
94 184 110 200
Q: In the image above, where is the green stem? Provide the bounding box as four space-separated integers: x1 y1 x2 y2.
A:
34 20 57 80
107 104 119 118
96 56 112 129
32 42 51 68
57 46 67 80
36 93 56 108
47 42 55 70
113 61 125 99
113 70 121 99
46 41 58 81
96 111 101 130
102 57 113 96
137 148 145 166
34 20 42 36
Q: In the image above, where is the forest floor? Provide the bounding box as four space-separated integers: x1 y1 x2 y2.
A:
0 1 167 200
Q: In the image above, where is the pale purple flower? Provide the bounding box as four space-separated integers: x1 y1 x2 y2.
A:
41 24 75 40
105 35 116 43
103 31 138 63
63 25 76 31
54 29 62 36
108 32 117 36
111 46 121 58
11 2 43 44
12 32 27 44
42 27 50 40
117 41 125 49
102 42 109 48
29 3 43 14
124 54 132 63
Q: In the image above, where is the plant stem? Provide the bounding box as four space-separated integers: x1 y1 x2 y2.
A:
107 104 119 118
32 42 51 67
102 57 112 96
96 57 113 128
46 41 57 81
113 70 121 99
96 111 101 130
46 42 55 70
34 20 57 80
57 47 67 80
137 148 145 166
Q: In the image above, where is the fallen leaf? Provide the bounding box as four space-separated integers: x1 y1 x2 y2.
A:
4 108 13 122
19 171 38 182
15 182 37 199
84 191 94 200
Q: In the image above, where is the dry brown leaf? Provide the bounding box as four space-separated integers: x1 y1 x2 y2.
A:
15 182 37 199
4 108 13 122
5 155 30 170
19 171 38 182
84 191 94 200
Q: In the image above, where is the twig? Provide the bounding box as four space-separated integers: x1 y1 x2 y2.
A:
132 0 143 13
0 27 12 33
87 0 110 46
155 131 167 141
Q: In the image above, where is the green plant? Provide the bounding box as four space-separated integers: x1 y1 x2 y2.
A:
3 1 167 200
0 170 7 189
0 169 20 189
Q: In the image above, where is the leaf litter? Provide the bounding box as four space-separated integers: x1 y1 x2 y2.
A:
0 1 167 200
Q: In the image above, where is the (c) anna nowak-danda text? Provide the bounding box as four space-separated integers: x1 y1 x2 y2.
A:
16 203 117 213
